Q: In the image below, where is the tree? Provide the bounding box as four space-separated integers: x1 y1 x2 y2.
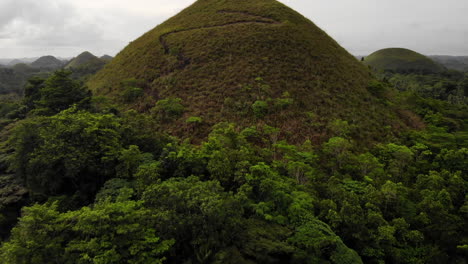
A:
0 188 173 264
252 100 269 118
7 108 123 201
152 98 184 121
22 76 45 110
142 176 243 263
35 70 90 114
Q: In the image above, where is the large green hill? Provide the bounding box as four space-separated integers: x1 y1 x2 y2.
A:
364 48 445 73
88 0 410 144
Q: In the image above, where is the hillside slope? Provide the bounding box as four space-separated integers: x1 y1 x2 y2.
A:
88 0 408 144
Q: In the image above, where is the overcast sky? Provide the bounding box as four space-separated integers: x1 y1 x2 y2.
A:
1 0 467 58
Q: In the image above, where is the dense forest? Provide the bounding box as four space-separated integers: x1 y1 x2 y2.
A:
0 66 465 263
0 0 467 263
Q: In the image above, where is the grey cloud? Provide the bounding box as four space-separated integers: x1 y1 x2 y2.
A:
1 0 468 57
0 0 105 56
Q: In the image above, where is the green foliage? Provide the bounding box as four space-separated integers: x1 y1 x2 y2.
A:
33 70 91 115
142 176 243 263
152 98 184 121
186 116 203 124
252 100 269 118
0 192 173 264
22 77 45 110
120 78 145 103
7 109 123 200
367 80 389 98
385 71 467 104
122 87 144 103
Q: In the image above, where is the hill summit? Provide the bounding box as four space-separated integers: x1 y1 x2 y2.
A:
89 0 407 143
364 48 444 74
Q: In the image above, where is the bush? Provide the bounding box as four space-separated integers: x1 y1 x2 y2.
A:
122 86 144 103
252 100 268 118
186 116 203 125
153 98 184 120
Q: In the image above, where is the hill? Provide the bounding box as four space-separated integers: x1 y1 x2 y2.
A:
88 0 408 144
65 52 109 80
65 51 106 69
429 55 468 72
30 55 63 70
100 55 113 62
364 48 444 74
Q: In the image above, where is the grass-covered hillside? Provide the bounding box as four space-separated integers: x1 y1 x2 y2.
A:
88 0 411 144
364 48 445 74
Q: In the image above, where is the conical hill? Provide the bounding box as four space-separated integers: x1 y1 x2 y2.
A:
31 55 63 69
66 51 105 69
88 0 408 144
364 48 445 74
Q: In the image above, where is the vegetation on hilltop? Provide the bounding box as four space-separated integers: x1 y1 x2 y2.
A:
364 48 445 74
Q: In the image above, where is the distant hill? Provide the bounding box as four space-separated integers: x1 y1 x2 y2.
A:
364 48 445 74
30 55 64 70
89 0 409 144
0 64 42 95
429 55 468 72
7 60 24 67
65 51 106 69
100 55 113 62
65 52 109 81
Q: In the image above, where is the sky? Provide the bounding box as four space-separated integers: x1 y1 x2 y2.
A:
0 0 467 58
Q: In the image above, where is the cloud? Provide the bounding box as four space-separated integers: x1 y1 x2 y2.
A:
0 0 106 56
1 0 468 57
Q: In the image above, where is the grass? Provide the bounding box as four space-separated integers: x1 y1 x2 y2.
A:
364 48 445 74
87 0 411 145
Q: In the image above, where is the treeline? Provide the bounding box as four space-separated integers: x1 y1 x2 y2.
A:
379 70 468 105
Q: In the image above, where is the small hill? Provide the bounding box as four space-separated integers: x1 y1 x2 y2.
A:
88 0 410 144
364 48 444 74
30 55 63 69
65 51 106 69
100 55 113 62
65 52 109 80
7 60 23 67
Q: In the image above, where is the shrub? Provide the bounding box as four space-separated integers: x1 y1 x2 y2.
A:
186 116 203 124
122 86 144 103
153 98 184 120
252 100 268 118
